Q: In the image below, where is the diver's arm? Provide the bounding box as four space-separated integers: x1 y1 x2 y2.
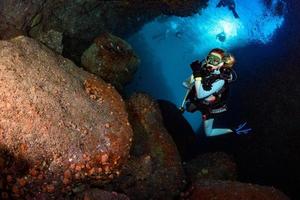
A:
195 78 225 99
216 0 224 7
231 8 240 18
191 60 217 99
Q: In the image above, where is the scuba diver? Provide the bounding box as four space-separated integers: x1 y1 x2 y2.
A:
217 0 240 18
180 48 251 136
216 31 226 42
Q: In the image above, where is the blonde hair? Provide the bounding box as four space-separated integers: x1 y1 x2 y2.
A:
223 54 235 68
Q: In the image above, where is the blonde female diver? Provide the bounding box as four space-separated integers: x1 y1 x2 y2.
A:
180 48 251 136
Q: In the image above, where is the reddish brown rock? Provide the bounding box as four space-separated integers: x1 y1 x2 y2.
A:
184 152 237 182
113 93 185 199
75 188 129 200
182 180 290 200
0 36 132 198
81 32 139 90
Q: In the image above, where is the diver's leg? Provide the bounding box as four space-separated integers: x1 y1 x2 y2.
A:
204 118 233 137
216 0 224 7
232 8 240 18
229 3 239 18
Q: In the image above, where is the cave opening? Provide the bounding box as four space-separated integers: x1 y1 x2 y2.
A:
125 0 286 131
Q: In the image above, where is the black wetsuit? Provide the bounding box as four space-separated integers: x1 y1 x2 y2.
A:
217 0 239 18
186 60 232 118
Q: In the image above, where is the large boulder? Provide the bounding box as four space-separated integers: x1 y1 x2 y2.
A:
0 36 132 198
157 99 197 161
81 33 139 90
111 93 185 199
182 180 290 200
0 0 44 39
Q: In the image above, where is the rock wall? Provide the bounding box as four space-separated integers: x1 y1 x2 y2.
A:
0 36 132 198
0 0 209 63
110 93 185 200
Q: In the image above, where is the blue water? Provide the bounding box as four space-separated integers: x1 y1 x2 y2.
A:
125 0 286 131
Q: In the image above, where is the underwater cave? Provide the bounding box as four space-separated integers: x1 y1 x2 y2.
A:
125 0 287 131
0 0 299 199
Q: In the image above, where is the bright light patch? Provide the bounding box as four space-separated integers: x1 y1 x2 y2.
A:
219 20 238 36
170 21 178 30
179 0 285 53
126 0 286 131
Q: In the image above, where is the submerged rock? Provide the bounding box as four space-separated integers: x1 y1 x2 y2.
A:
43 0 208 41
182 180 290 200
184 152 237 182
0 36 132 198
29 29 64 54
81 33 139 90
157 100 197 161
111 93 185 199
75 188 129 200
0 0 44 39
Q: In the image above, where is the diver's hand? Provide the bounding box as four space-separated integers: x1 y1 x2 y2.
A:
191 61 211 78
179 106 185 113
190 60 202 71
203 81 212 91
202 75 218 91
198 66 211 77
234 122 252 135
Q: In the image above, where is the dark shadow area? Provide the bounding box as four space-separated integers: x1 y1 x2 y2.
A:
0 145 30 199
62 35 93 66
157 99 198 161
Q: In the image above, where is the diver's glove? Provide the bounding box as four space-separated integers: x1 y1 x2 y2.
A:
234 122 252 135
191 61 211 78
198 66 211 78
190 60 202 72
202 79 212 91
202 75 219 91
